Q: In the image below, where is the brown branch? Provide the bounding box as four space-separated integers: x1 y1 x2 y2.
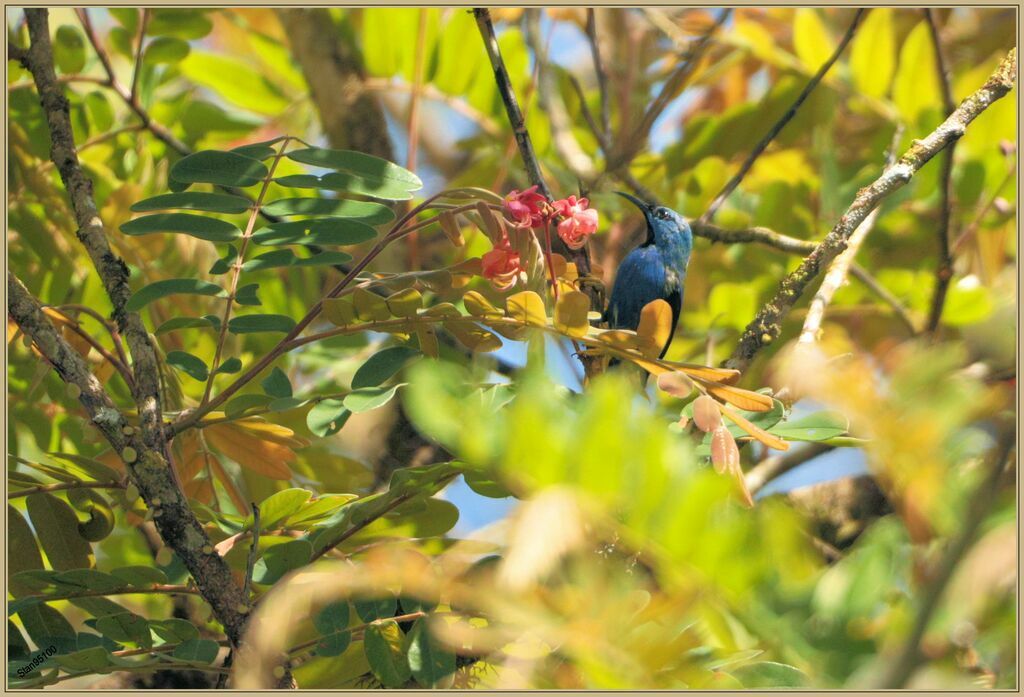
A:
701 9 865 224
874 430 1015 688
611 9 730 172
8 273 250 647
923 9 958 334
274 8 394 159
727 48 1016 371
74 9 189 156
690 219 816 255
16 9 252 649
585 9 612 143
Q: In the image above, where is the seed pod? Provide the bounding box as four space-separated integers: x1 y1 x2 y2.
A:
66 383 82 400
121 447 138 464
710 426 739 475
692 395 722 432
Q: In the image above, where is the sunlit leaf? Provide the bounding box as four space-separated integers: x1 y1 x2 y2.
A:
261 198 395 224
169 150 269 188
120 213 241 242
850 8 895 98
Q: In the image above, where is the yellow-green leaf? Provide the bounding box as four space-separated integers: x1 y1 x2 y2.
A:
553 290 591 339
893 21 941 124
850 8 895 98
792 9 834 72
506 291 546 327
353 288 391 322
323 297 357 327
385 288 422 319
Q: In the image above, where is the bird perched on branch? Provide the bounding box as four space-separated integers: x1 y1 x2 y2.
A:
604 192 693 359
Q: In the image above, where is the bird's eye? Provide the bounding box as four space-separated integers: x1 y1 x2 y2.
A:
655 208 670 220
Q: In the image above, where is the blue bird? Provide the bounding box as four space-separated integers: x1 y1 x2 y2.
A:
604 192 693 359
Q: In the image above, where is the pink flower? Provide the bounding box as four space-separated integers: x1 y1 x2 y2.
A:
481 240 524 291
552 195 598 250
503 185 547 229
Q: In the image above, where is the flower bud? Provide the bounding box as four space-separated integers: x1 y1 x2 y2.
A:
692 395 722 432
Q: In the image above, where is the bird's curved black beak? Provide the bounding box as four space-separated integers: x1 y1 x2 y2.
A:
614 191 653 214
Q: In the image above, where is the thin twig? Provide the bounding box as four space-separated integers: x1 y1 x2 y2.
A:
585 9 612 142
403 9 429 271
201 138 291 407
362 78 500 136
727 48 1016 371
923 9 958 334
848 264 917 336
701 9 865 224
128 8 149 103
873 431 1014 688
46 307 136 389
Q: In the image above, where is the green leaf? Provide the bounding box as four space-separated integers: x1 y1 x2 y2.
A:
224 393 275 418
143 36 191 65
169 150 269 188
733 661 808 687
130 192 252 214
147 9 213 39
352 346 421 390
25 493 93 571
260 367 293 399
52 569 124 593
306 399 351 438
150 618 200 644
261 198 395 224
110 566 168 588
9 506 44 597
54 646 114 673
214 357 243 375
768 411 848 441
182 101 262 139
154 316 218 334
251 539 313 585
363 622 411 687
54 26 86 73
893 21 941 125
16 604 75 647
406 619 455 687
252 218 378 247
179 52 290 115
354 596 398 623
166 350 209 381
66 488 115 542
242 249 353 272
232 138 287 160
236 283 262 306
283 147 422 200
172 638 220 664
344 385 402 413
313 601 352 657
125 278 225 312
45 453 121 483
83 92 114 132
120 213 241 242
67 596 132 618
95 612 151 648
227 314 296 334
250 489 313 531
850 8 895 98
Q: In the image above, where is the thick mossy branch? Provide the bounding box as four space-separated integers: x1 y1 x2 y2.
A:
16 9 253 651
8 274 252 649
727 47 1017 371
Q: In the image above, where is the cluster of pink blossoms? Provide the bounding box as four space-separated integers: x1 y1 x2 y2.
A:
481 186 599 289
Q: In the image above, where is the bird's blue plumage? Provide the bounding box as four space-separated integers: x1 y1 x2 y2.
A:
605 194 692 358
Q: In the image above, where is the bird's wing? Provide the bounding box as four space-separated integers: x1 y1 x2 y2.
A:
605 246 668 331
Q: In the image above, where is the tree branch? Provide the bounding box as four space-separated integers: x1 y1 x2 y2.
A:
727 48 1017 371
611 9 730 172
700 9 865 224
16 9 252 649
923 9 958 334
8 273 250 648
274 8 394 159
